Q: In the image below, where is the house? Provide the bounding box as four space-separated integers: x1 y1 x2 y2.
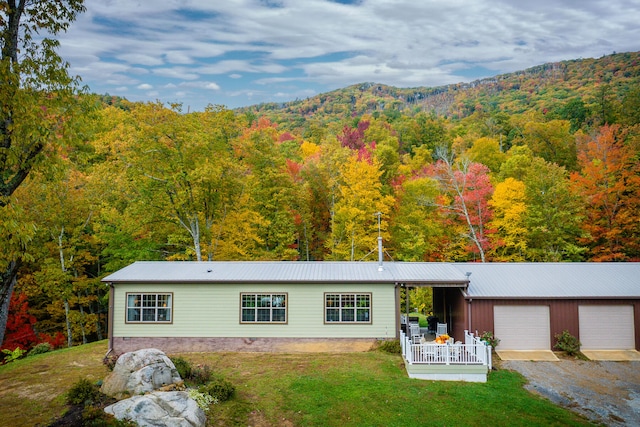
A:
102 261 469 354
102 261 640 380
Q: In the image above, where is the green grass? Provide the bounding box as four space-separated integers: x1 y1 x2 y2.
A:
407 312 427 327
0 340 593 427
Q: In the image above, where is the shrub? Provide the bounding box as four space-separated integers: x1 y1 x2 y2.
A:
554 330 581 356
28 342 53 357
199 376 235 402
170 356 193 380
190 364 212 385
1 347 26 363
66 378 101 406
480 331 500 350
102 353 120 371
377 339 401 354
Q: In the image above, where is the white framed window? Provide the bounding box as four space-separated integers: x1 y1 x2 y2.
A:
241 293 287 323
325 293 371 323
126 293 172 323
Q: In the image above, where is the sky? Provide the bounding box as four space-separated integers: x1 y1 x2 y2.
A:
57 0 640 111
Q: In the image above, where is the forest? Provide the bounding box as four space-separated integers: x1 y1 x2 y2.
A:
1 6 639 356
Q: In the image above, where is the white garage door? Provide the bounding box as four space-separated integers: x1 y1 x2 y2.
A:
579 305 635 350
494 305 550 350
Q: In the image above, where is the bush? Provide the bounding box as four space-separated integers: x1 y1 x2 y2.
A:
170 356 213 385
377 339 401 354
1 347 26 363
28 342 53 357
66 378 101 406
554 330 581 356
170 356 193 380
102 353 120 371
480 331 500 350
199 376 235 402
190 364 212 385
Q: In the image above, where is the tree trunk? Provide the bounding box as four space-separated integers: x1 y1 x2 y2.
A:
78 295 87 344
63 299 72 348
0 259 21 346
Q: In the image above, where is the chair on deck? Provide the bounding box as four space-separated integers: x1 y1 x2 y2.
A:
410 324 422 343
436 323 447 337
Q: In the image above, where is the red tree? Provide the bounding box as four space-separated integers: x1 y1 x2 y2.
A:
570 125 640 260
1 293 37 352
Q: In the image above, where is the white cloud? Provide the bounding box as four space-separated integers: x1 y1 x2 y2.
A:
137 83 153 90
57 0 640 110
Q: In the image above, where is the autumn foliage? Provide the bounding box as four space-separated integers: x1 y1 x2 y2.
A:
3 51 640 349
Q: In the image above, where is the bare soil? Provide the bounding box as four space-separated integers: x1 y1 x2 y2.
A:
500 357 640 426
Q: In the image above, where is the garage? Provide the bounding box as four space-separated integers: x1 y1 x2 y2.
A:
494 305 550 350
579 305 635 350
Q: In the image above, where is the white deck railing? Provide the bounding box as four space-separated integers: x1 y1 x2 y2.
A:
400 330 491 369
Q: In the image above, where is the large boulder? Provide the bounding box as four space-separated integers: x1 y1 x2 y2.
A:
101 348 183 398
104 391 206 427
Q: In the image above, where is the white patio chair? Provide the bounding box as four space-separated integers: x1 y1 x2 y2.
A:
421 340 437 361
410 324 422 343
436 323 447 337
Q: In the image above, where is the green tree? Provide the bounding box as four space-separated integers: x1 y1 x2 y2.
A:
466 136 507 173
520 120 577 170
0 0 86 346
391 176 443 261
234 117 299 260
500 148 584 261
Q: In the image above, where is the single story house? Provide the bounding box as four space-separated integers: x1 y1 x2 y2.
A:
103 261 640 357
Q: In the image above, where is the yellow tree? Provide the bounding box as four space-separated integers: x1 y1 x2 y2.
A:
328 154 395 261
488 178 528 261
466 136 507 173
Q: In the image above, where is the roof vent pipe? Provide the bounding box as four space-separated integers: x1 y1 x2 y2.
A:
375 212 384 271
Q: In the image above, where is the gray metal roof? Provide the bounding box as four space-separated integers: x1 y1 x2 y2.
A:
101 261 468 285
102 261 640 298
462 263 640 298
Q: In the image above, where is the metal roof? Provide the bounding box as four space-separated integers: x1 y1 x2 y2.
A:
462 263 640 298
102 261 640 298
101 261 468 285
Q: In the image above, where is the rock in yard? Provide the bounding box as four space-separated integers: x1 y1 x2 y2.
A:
101 348 183 398
104 391 206 427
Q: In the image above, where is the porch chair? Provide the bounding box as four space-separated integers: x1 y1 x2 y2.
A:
436 323 447 337
410 324 422 343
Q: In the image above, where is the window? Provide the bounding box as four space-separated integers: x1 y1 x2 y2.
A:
126 293 172 323
325 293 371 323
241 293 287 323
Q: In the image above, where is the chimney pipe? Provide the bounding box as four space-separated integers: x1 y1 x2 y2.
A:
378 236 384 271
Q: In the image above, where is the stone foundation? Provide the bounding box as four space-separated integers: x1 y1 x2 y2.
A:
110 336 379 355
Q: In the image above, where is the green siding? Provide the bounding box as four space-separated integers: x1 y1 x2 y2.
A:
113 283 397 339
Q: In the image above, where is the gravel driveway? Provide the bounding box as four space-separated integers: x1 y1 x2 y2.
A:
501 359 640 426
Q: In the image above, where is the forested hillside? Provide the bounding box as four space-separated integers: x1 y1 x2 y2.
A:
2 51 640 352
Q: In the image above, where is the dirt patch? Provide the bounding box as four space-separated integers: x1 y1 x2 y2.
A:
500 358 640 426
275 339 376 353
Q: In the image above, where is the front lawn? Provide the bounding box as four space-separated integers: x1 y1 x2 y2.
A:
0 340 592 426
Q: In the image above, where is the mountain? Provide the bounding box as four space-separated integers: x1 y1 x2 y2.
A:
239 51 640 130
